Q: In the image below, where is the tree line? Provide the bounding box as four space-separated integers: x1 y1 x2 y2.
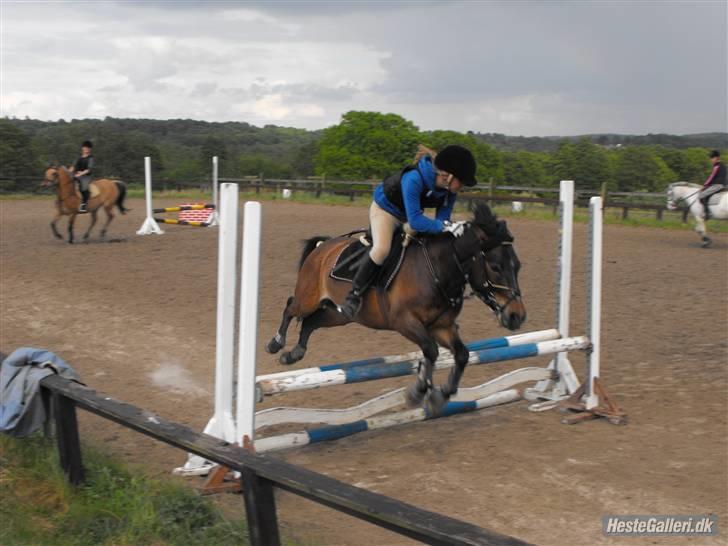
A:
1 113 725 193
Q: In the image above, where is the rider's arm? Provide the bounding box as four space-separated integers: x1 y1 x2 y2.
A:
703 164 719 188
435 192 457 223
401 171 445 233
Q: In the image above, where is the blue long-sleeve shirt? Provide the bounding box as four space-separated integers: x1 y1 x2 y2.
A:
373 157 456 233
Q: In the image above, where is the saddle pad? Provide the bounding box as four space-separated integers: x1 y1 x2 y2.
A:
708 189 727 205
330 232 408 290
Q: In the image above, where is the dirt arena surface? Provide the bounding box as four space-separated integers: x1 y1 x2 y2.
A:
1 197 726 546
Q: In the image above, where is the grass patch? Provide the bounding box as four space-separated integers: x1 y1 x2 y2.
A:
0 434 252 546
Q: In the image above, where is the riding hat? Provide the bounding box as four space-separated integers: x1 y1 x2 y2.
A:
709 150 720 158
434 145 477 186
82 140 93 148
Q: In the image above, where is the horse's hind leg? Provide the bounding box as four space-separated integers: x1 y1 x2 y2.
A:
266 296 295 354
83 210 98 240
100 206 115 239
279 306 347 365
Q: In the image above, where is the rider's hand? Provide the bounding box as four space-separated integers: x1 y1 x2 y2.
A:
442 220 466 237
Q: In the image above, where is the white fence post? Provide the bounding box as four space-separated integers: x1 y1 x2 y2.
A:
136 156 164 235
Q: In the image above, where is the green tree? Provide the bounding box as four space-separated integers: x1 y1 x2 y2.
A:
0 119 39 177
571 138 612 190
613 147 676 191
502 151 549 187
315 111 420 179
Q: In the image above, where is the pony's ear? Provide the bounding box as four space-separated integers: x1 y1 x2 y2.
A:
474 203 498 231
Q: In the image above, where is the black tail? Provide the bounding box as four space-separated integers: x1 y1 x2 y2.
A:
299 236 330 270
114 181 129 214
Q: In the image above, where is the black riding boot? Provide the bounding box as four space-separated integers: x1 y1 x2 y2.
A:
701 198 710 220
79 190 90 213
338 256 381 320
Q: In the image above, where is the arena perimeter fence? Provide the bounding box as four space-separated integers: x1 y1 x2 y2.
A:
38 374 534 546
5 174 689 222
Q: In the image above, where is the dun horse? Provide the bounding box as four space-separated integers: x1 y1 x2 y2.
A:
42 166 128 243
266 204 526 414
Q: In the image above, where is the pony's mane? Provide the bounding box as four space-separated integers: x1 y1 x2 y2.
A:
669 181 701 190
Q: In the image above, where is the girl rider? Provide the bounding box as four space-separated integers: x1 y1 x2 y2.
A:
338 144 478 319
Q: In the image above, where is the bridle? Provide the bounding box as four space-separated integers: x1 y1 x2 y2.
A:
415 223 520 316
470 243 522 315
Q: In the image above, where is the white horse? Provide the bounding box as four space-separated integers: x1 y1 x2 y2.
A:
666 182 728 247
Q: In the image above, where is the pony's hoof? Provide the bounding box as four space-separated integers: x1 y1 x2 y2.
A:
702 237 712 248
266 338 284 354
405 383 427 408
279 345 305 365
424 388 449 416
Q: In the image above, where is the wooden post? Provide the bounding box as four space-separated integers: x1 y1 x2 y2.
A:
51 392 85 485
257 173 263 194
656 208 663 220
622 207 629 220
241 468 281 546
488 177 494 207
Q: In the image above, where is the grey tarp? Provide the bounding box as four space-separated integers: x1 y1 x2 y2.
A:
0 348 81 438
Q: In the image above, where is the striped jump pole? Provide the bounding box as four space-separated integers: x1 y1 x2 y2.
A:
136 156 164 236
153 218 212 227
257 329 560 388
153 204 216 213
256 333 587 397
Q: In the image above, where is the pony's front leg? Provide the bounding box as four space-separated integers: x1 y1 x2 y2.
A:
403 335 439 408
426 330 470 415
50 213 63 240
67 214 77 244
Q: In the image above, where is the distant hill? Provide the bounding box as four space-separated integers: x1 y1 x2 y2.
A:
472 132 728 152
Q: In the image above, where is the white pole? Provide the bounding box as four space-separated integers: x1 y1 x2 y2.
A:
207 156 220 227
586 196 603 409
236 202 262 449
528 180 579 401
136 156 164 235
174 183 239 476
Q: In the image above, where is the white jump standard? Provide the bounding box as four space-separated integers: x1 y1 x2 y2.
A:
137 155 220 236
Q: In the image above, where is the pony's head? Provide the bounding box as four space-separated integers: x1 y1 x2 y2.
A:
41 166 59 188
466 204 526 330
666 182 700 211
41 166 73 189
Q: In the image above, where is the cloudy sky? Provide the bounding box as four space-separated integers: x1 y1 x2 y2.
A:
1 1 726 136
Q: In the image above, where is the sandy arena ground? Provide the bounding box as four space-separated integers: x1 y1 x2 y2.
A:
1 196 726 546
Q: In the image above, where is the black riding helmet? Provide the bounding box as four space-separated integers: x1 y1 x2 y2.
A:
82 140 93 149
435 145 477 186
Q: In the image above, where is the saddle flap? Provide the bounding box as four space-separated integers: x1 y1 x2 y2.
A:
330 230 407 290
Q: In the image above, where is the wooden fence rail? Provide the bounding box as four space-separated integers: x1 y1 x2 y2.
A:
39 374 533 546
